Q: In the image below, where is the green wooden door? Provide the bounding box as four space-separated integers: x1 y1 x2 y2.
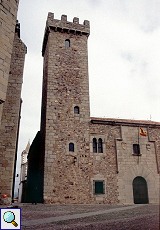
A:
133 177 149 204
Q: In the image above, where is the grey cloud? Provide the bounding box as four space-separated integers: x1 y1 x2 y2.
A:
121 52 134 62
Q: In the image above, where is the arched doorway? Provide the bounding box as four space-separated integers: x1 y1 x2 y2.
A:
133 177 149 204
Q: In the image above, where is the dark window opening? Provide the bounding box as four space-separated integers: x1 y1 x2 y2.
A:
74 106 79 114
93 138 103 153
94 180 105 194
69 142 74 152
98 138 103 153
93 138 97 153
65 39 70 48
133 144 140 155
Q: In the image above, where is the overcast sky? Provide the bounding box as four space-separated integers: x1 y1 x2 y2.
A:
15 0 160 192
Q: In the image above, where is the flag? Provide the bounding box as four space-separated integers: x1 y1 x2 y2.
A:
139 128 147 136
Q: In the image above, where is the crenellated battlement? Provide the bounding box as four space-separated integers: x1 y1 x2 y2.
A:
42 12 90 56
47 12 90 34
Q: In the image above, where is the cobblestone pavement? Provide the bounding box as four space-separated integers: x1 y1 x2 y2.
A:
1 204 159 230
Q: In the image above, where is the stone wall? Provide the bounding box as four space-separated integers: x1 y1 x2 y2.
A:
89 122 120 204
116 124 160 204
0 31 26 203
0 0 19 122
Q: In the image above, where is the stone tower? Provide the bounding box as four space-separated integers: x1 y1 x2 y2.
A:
41 13 91 203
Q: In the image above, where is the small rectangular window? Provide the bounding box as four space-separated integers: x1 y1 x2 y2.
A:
69 142 74 152
93 180 105 194
65 39 70 48
74 106 79 114
93 138 97 153
133 144 140 155
98 138 103 153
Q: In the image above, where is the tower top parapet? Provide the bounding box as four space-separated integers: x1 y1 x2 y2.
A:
42 12 90 56
47 12 90 34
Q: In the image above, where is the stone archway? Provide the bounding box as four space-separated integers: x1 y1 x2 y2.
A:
133 176 149 204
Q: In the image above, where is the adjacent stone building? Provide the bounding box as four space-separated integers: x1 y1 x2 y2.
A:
18 141 30 203
90 118 160 204
32 12 159 205
0 0 19 120
0 1 27 203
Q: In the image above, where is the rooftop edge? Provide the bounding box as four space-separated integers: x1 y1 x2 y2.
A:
91 117 160 127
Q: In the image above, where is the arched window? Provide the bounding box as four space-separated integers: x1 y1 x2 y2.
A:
98 138 103 153
93 138 97 153
74 106 79 114
69 142 74 152
65 39 70 48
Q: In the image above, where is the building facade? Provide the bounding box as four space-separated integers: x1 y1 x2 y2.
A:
90 118 160 204
18 141 30 202
29 12 160 204
0 1 27 203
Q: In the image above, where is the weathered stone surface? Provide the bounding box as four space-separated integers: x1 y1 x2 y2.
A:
0 0 19 112
0 31 26 203
0 1 21 204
